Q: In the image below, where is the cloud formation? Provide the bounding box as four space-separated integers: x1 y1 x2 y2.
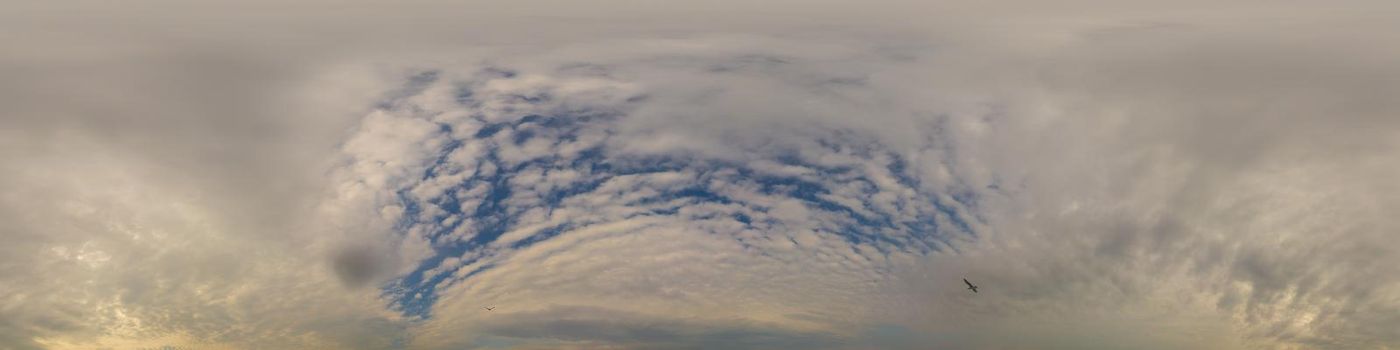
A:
3 1 1399 349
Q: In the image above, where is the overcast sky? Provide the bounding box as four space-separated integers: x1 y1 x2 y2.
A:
3 1 1400 349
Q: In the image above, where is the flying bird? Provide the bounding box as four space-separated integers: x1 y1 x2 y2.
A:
484 307 495 311
963 278 979 293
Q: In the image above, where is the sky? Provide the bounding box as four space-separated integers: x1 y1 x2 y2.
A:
3 1 1400 349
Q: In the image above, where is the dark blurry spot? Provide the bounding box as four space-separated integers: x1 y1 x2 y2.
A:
333 246 382 288
482 67 518 79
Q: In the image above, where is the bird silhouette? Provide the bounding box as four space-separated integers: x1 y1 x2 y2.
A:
484 306 495 311
963 278 979 293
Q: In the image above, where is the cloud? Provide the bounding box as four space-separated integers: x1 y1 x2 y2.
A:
0 137 407 349
3 1 1400 349
307 49 983 348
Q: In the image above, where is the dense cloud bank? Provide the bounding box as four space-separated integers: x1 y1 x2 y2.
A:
3 1 1399 349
